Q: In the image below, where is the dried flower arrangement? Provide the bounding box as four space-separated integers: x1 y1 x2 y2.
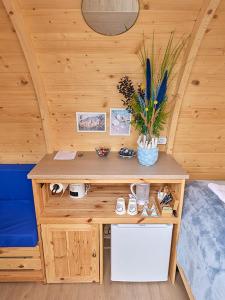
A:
117 32 187 145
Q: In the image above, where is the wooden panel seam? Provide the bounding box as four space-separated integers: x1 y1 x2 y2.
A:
2 0 52 153
167 0 221 154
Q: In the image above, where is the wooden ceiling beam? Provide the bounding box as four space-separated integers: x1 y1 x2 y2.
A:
167 0 221 154
2 0 53 153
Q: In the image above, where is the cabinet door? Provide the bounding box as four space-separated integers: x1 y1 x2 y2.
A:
41 224 99 283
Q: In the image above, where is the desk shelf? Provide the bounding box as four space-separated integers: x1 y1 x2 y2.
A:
40 184 179 225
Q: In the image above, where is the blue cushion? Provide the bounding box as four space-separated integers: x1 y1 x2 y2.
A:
0 164 38 247
0 164 35 201
0 200 38 247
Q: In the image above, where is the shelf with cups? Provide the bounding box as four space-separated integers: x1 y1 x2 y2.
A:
37 182 181 225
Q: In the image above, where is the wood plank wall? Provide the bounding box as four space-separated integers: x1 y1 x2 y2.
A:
0 0 45 162
17 0 201 152
173 0 225 179
0 0 224 179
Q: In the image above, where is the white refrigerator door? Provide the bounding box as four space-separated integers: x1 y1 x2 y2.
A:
111 224 173 282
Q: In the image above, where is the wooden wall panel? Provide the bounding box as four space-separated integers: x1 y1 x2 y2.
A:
17 0 203 11
3 0 225 179
0 0 46 163
167 0 221 154
173 1 225 179
17 0 201 151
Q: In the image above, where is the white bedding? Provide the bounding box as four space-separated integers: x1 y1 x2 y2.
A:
208 182 225 204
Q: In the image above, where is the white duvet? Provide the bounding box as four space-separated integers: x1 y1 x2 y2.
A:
208 183 225 204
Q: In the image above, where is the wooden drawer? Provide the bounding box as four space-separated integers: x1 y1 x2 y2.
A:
0 246 42 270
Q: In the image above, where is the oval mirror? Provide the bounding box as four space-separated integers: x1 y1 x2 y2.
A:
82 0 139 36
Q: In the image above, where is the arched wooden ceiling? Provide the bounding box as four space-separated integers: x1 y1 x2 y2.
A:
2 0 53 152
0 0 46 162
167 0 221 154
173 0 225 179
0 0 225 178
2 0 220 153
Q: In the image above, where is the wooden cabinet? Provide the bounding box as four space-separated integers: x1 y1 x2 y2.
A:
41 224 99 283
30 152 188 284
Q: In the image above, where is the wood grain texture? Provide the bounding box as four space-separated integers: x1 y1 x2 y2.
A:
0 258 41 270
1 0 224 178
0 0 45 163
37 183 181 225
32 168 186 284
167 0 221 154
2 0 52 152
169 180 185 284
0 245 43 282
177 264 195 300
0 249 189 300
0 270 43 282
28 152 188 181
41 224 99 283
173 0 225 179
99 224 104 284
19 0 199 152
0 246 40 257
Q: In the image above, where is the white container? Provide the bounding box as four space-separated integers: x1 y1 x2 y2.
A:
130 183 150 205
49 183 68 194
69 183 89 199
111 224 173 282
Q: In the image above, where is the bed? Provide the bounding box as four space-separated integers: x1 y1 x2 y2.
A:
177 181 225 300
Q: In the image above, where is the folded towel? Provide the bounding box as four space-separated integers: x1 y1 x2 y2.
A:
208 183 225 204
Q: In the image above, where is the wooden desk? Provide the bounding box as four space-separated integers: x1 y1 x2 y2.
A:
28 151 188 181
29 152 188 284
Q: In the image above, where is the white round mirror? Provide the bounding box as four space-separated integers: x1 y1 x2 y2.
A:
82 0 139 36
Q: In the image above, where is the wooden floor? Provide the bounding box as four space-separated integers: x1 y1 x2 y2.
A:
0 250 189 300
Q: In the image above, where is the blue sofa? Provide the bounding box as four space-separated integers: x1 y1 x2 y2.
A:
0 164 38 247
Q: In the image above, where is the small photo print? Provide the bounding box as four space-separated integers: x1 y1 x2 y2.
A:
110 108 131 136
76 112 106 132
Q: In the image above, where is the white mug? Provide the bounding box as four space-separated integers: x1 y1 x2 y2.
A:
50 183 68 195
69 184 90 199
130 183 150 205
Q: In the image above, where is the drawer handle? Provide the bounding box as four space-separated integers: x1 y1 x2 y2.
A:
92 250 96 258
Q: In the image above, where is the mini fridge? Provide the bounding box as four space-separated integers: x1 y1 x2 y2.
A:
111 224 173 282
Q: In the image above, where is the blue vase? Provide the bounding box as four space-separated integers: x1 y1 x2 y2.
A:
137 146 159 166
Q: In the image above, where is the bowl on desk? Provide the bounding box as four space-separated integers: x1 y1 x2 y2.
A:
95 147 110 158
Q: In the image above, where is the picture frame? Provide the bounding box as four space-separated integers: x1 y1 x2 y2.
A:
110 108 131 136
76 112 106 132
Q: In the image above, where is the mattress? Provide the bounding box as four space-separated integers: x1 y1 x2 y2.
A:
177 181 225 300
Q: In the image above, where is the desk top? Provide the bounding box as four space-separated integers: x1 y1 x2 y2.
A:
28 152 188 181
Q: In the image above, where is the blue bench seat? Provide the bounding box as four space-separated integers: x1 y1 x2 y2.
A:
0 164 38 247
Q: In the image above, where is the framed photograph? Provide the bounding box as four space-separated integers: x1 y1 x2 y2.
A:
76 112 106 132
110 108 131 136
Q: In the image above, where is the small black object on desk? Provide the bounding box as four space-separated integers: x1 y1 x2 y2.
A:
119 147 136 158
